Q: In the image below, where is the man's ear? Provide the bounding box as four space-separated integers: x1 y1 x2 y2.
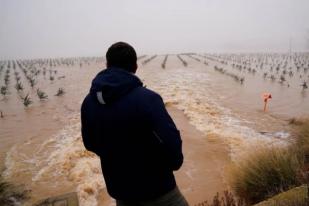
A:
133 63 138 73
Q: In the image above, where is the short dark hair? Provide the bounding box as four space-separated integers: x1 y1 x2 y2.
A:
106 42 137 72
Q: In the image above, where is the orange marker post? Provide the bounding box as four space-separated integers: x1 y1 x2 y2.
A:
262 93 272 112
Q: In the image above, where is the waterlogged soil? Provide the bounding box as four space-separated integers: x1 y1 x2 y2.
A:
0 54 308 205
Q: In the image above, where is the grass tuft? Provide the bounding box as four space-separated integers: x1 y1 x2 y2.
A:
229 118 309 204
230 147 303 204
292 119 309 156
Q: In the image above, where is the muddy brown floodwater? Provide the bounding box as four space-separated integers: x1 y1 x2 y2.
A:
0 54 308 205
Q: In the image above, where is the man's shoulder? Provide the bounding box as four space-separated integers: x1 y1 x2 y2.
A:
134 86 162 100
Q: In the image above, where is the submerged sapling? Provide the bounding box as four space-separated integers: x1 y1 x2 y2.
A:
1 86 8 96
279 75 286 83
240 77 245 84
29 78 36 88
37 89 48 100
55 88 65 96
4 75 10 85
263 72 268 78
15 82 24 91
301 81 308 89
22 94 32 107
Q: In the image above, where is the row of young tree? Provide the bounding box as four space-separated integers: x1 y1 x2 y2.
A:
207 53 309 90
0 57 103 117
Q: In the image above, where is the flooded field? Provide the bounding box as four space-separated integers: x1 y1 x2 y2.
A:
0 53 308 205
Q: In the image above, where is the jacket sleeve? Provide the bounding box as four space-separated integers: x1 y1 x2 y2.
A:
145 92 184 171
81 98 98 155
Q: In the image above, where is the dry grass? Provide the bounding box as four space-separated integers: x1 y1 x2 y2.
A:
0 178 29 206
194 191 247 206
229 118 309 204
290 118 309 161
229 147 303 204
290 118 309 184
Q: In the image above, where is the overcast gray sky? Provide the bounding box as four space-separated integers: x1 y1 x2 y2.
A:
0 0 308 59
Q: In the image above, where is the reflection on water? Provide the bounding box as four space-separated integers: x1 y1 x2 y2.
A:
0 53 308 205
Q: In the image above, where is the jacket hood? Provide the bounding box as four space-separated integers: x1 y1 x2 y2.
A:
90 67 143 104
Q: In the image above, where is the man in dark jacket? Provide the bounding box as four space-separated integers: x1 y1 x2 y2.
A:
81 42 188 206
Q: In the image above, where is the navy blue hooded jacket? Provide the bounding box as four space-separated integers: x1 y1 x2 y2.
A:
81 67 183 201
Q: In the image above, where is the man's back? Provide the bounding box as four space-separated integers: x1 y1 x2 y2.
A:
81 67 183 201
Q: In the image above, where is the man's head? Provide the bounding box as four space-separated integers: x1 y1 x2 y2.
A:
106 42 138 73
